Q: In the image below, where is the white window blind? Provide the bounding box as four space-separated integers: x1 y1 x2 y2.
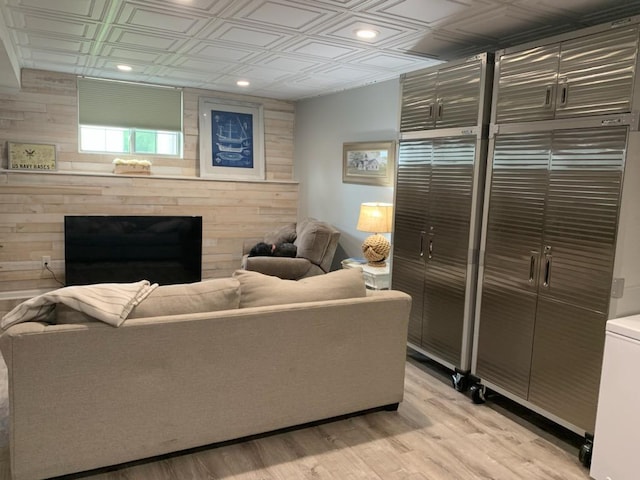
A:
78 78 182 131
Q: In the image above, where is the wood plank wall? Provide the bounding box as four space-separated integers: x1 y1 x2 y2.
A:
0 69 298 315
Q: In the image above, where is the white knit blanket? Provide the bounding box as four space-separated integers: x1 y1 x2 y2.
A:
1 280 158 330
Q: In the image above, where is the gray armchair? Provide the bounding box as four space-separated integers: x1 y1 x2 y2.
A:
241 218 341 280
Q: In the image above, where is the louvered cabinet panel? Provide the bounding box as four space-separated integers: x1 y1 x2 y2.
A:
541 127 626 313
422 265 466 365
421 137 477 364
494 45 560 123
482 133 549 291
428 136 476 266
400 70 438 132
474 18 639 437
393 140 431 344
435 61 483 128
475 284 538 399
393 140 431 259
391 256 426 346
528 298 607 433
556 26 638 119
495 24 639 124
401 54 490 132
476 132 549 399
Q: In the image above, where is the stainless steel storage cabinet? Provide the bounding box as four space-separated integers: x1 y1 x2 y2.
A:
471 17 640 455
393 53 493 386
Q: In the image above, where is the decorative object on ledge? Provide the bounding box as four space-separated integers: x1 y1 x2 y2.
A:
198 96 265 181
357 202 393 267
343 141 395 186
113 158 152 175
7 142 57 171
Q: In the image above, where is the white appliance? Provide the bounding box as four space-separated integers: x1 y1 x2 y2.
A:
590 314 640 480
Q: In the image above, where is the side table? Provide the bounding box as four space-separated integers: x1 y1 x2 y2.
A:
341 258 390 290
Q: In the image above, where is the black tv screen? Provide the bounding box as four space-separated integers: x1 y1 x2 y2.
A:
64 215 203 286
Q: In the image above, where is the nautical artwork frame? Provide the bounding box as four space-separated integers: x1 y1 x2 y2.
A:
342 141 395 186
198 97 265 181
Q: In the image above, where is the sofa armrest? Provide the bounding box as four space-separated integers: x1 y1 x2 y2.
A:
241 255 315 280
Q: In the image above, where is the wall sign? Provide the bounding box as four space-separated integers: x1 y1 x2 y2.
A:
8 142 57 171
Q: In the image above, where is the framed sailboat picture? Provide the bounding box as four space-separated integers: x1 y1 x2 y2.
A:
198 97 265 181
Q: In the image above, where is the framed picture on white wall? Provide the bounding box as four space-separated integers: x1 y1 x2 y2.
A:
342 141 395 186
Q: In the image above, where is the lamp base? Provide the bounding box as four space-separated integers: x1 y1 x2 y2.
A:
367 260 387 268
362 233 390 266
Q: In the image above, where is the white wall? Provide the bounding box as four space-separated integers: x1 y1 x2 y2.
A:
294 79 400 267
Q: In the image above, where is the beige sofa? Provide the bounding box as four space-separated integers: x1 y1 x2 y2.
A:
0 268 411 480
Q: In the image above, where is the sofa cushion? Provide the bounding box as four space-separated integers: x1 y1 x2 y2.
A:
233 267 366 308
55 305 96 324
263 222 297 245
54 278 241 323
128 278 241 318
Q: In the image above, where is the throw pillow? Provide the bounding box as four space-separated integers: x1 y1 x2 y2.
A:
263 222 297 245
128 278 241 318
233 268 366 308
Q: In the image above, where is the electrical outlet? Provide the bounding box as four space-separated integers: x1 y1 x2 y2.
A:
42 255 51 268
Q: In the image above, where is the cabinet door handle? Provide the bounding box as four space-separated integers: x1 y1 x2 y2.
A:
436 101 443 120
559 85 569 106
544 85 553 108
419 231 426 257
428 239 433 259
529 252 538 284
544 85 555 109
427 103 435 121
542 254 552 287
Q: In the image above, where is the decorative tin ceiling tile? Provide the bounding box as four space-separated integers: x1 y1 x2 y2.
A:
2 0 640 98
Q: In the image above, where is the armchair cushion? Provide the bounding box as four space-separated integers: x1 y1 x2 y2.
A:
294 220 340 272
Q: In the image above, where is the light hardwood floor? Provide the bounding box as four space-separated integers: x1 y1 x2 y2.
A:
0 351 592 480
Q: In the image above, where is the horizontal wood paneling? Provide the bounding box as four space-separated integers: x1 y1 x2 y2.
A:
0 69 299 311
0 172 298 305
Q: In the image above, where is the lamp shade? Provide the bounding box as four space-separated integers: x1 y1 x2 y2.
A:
356 202 393 233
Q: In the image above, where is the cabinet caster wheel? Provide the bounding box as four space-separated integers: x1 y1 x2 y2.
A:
579 436 593 468
451 372 468 392
470 384 486 404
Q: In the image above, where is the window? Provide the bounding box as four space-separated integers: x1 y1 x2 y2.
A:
79 126 181 156
77 78 183 157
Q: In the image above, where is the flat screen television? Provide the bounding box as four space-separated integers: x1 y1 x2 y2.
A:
64 215 203 286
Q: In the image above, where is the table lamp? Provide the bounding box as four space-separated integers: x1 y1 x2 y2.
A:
356 202 393 267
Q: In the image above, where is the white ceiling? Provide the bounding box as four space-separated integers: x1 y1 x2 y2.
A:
1 0 640 101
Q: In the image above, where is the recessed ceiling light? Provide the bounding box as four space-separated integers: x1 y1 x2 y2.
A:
237 80 250 87
117 64 132 72
355 29 379 40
